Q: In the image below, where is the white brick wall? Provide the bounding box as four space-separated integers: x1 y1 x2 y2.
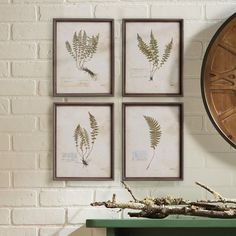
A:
0 1 235 236
12 208 65 225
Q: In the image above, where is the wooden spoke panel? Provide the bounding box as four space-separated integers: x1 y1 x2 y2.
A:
201 13 236 148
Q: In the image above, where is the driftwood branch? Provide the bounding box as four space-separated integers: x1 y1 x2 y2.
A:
91 181 236 219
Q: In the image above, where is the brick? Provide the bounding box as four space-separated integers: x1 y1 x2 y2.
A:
184 97 205 114
12 61 51 77
185 133 208 158
207 187 236 199
206 4 236 20
0 134 10 151
0 24 9 40
0 153 36 170
185 41 203 59
12 23 51 40
0 80 36 95
39 152 52 169
40 4 92 21
0 190 36 206
0 6 36 22
39 42 52 59
0 99 10 114
184 59 202 78
12 98 51 114
0 209 10 224
0 228 37 236
204 116 218 134
206 153 236 169
95 4 148 18
0 172 10 187
14 0 63 2
13 171 64 187
39 115 52 131
0 62 8 77
13 133 51 151
38 81 51 96
151 4 202 19
187 134 230 153
185 115 203 134
40 190 93 206
13 208 65 225
68 0 115 1
95 188 149 202
0 115 36 132
185 21 221 40
40 226 91 236
0 43 36 59
183 168 233 187
184 79 201 97
68 208 119 224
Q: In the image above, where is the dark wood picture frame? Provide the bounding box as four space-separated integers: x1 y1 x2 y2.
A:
122 19 183 97
53 102 114 180
53 18 114 97
122 102 183 181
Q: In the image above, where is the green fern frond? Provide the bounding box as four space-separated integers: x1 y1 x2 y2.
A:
160 38 173 68
88 112 99 144
143 115 161 150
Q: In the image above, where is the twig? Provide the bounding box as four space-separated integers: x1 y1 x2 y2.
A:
91 181 236 219
121 181 139 202
195 181 224 201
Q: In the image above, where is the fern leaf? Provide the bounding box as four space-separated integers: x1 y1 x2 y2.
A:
77 30 82 61
137 33 153 62
83 128 90 150
149 30 159 66
143 115 161 150
88 112 99 144
74 124 81 147
65 30 99 78
160 38 173 68
74 124 87 152
72 32 78 59
65 41 76 59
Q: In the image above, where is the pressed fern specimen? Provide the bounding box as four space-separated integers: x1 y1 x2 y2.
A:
143 115 161 170
74 112 99 167
137 30 173 81
65 30 99 80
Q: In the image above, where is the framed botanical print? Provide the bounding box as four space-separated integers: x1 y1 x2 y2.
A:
54 103 114 180
122 103 183 180
122 19 183 96
53 19 114 96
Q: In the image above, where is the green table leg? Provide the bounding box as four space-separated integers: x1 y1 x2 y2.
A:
107 228 116 236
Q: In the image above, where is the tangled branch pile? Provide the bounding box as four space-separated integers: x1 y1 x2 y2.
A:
91 181 236 219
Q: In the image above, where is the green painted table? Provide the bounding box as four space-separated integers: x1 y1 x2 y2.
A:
86 218 236 236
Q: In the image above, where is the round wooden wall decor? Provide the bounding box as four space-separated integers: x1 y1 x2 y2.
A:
201 13 236 148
